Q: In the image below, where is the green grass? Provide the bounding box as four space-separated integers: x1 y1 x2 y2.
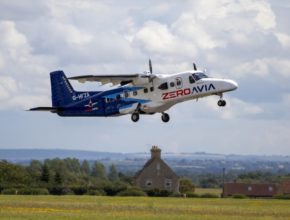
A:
0 195 290 220
194 188 222 196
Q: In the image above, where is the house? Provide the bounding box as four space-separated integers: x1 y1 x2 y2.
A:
222 182 279 198
135 146 179 192
278 181 290 195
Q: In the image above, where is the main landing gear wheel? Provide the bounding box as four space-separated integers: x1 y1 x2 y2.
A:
217 100 226 107
131 113 139 122
161 113 170 123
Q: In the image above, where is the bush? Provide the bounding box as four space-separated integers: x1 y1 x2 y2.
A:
103 182 128 196
1 188 18 195
185 192 200 198
232 194 248 199
200 193 219 198
86 189 106 196
117 188 146 197
18 188 49 195
1 188 49 195
146 188 171 197
70 186 87 195
169 192 182 197
274 194 290 200
48 186 72 195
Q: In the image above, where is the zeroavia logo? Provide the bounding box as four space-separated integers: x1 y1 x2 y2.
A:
192 84 215 94
162 84 216 100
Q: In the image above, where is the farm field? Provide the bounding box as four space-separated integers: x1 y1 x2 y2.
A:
0 195 290 220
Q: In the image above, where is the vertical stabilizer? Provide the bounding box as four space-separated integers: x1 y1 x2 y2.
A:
50 71 75 107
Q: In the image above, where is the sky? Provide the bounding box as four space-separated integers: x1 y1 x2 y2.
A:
0 0 290 155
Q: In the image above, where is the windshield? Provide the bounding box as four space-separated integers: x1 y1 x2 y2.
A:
192 72 208 81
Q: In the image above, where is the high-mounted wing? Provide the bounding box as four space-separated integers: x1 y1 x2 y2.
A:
69 74 140 86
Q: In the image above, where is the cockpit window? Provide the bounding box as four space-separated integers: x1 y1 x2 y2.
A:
192 72 208 81
158 82 169 90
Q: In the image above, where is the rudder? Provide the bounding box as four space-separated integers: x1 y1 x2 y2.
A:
50 71 76 107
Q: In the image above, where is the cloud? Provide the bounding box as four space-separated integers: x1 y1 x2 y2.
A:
275 32 290 48
0 0 289 154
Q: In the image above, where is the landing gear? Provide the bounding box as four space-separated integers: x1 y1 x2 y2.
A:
217 100 226 107
161 113 170 123
131 113 139 122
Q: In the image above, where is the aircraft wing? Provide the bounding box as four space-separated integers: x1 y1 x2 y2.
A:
68 74 141 85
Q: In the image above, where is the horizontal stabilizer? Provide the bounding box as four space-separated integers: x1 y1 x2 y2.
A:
28 107 59 112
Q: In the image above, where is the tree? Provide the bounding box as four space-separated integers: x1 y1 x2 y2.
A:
91 161 107 180
179 178 195 194
41 164 50 183
108 164 119 181
54 171 63 185
81 160 90 175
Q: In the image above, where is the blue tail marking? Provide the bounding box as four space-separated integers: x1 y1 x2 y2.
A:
50 71 76 107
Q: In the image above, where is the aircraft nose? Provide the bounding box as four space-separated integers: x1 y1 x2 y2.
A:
225 79 238 91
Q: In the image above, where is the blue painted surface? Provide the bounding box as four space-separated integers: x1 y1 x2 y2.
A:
50 71 149 117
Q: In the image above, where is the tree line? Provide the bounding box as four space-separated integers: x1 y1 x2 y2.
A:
0 158 135 195
0 158 195 196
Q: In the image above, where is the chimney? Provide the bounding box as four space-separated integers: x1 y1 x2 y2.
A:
151 146 161 159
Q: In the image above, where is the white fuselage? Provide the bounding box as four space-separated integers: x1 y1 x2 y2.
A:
120 70 238 114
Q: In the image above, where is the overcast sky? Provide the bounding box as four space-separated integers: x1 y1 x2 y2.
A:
0 0 290 155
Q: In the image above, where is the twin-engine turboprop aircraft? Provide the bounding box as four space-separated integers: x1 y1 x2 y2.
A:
30 61 238 122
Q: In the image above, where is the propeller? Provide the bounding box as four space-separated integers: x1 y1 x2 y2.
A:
193 62 197 71
140 59 156 83
149 59 153 74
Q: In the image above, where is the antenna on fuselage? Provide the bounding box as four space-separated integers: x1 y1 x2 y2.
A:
193 63 197 71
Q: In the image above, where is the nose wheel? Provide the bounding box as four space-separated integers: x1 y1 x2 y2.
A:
217 100 226 107
131 113 139 122
161 113 170 123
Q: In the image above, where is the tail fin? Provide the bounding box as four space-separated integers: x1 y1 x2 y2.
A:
50 71 76 107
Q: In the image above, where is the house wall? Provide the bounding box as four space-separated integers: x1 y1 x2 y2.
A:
222 183 279 197
135 158 179 193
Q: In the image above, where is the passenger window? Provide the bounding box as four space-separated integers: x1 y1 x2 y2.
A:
144 88 148 93
189 76 195 84
133 91 138 96
175 78 182 89
170 82 175 87
158 82 168 90
124 91 129 98
150 87 154 92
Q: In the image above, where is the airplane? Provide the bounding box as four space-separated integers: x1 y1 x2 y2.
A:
29 60 238 122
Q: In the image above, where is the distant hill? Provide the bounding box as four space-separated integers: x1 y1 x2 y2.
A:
0 148 289 162
0 149 125 162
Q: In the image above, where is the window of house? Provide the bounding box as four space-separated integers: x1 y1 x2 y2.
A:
156 163 160 171
158 82 168 90
165 179 172 190
133 91 138 96
146 180 152 187
248 186 252 191
269 186 273 192
144 88 148 93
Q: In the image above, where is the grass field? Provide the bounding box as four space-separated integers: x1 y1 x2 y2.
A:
1 195 290 220
194 188 222 196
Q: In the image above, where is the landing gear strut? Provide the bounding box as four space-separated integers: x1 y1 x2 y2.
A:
131 113 139 122
161 112 170 123
217 93 226 107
